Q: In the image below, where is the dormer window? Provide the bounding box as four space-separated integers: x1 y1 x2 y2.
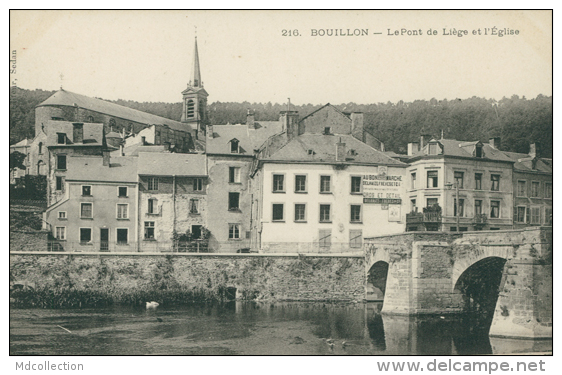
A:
323 127 332 135
428 142 440 155
475 144 483 158
230 139 240 153
307 149 315 155
57 133 66 144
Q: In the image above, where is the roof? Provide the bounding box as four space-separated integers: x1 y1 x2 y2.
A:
410 138 514 162
120 144 168 156
502 151 552 174
43 120 105 146
137 152 207 176
66 156 138 183
106 131 122 139
263 134 406 166
10 139 30 148
206 121 284 155
37 89 192 133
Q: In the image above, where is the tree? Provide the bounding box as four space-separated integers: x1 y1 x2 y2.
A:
10 151 26 172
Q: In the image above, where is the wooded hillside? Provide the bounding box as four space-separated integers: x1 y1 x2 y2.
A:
9 87 552 158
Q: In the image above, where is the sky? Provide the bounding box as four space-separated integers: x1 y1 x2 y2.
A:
10 10 552 106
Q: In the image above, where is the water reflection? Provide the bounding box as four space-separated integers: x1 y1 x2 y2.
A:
9 302 550 355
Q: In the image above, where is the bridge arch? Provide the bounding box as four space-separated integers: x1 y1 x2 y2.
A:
451 244 512 288
367 261 389 301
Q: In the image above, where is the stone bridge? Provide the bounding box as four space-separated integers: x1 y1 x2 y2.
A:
364 227 552 339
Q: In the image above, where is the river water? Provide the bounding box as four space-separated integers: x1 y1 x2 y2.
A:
10 302 551 355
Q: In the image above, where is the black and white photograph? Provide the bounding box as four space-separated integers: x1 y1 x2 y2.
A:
8 8 553 368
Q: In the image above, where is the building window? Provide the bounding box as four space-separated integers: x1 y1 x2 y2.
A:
295 175 307 193
475 173 482 190
545 183 552 199
411 173 417 190
229 167 241 183
57 133 66 144
320 204 331 223
38 142 43 154
118 186 128 197
80 203 93 218
82 185 92 196
228 192 240 211
516 206 526 223
147 177 159 191
351 176 362 194
56 176 63 191
349 229 362 248
530 207 541 224
320 175 331 193
193 178 203 191
144 222 155 240
294 204 306 222
323 127 331 135
273 174 285 192
190 198 199 214
88 116 94 122
427 171 438 188
319 229 331 248
230 139 239 153
490 200 500 218
517 180 527 197
453 199 464 217
426 198 438 208
454 171 464 189
117 228 128 244
350 205 362 223
187 100 195 118
57 154 67 170
117 204 128 219
491 174 500 191
545 207 553 225
229 224 240 239
147 198 157 214
531 181 540 198
272 204 284 221
58 211 67 219
475 144 483 158
55 227 66 240
411 199 417 212
428 142 439 155
474 200 482 215
79 228 92 243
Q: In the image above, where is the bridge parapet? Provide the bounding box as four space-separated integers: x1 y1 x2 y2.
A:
364 227 552 339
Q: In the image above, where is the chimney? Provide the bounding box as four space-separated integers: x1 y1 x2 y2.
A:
529 142 539 158
102 150 110 166
336 138 346 162
420 134 432 150
207 124 214 139
408 142 420 156
280 110 300 140
489 137 501 150
247 109 256 129
119 144 124 156
351 112 364 142
141 136 146 145
73 123 84 144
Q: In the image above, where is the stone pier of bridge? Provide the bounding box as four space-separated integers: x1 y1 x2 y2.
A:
364 227 552 339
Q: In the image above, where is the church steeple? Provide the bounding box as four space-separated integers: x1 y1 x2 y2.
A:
190 37 202 88
181 35 209 139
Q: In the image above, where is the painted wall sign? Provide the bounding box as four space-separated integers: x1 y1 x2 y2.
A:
362 173 403 203
363 198 402 204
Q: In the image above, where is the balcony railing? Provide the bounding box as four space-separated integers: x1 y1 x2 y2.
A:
473 213 488 225
406 211 442 224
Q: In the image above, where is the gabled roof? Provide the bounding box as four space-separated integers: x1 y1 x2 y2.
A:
263 134 406 166
502 151 552 174
137 152 207 176
10 139 30 148
298 103 350 123
410 138 513 162
37 89 192 133
120 144 168 156
66 156 138 183
206 121 284 155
